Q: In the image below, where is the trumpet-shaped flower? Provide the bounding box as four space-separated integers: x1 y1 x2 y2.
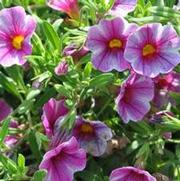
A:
55 60 68 76
110 166 156 181
110 0 137 17
39 137 86 181
42 98 69 137
115 73 154 123
87 17 138 72
47 0 80 20
125 23 180 78
0 6 36 67
72 116 112 156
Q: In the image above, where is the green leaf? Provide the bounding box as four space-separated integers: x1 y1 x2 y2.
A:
17 154 26 174
28 129 42 163
31 170 47 181
89 73 114 88
0 72 21 98
54 84 71 97
42 21 61 50
0 118 11 145
83 62 92 78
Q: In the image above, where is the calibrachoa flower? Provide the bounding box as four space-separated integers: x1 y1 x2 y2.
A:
39 137 86 181
0 99 12 122
110 166 156 181
125 23 180 78
47 0 80 20
115 73 154 123
86 17 138 72
55 60 68 76
153 72 180 108
72 116 112 156
0 6 36 67
110 0 137 17
63 44 89 63
42 98 69 137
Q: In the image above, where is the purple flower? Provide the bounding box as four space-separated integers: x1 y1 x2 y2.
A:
86 17 138 72
110 0 137 17
125 23 180 78
115 73 154 123
42 98 69 137
63 44 89 63
110 166 156 181
39 137 86 181
153 72 180 108
54 61 68 76
47 0 80 20
72 116 112 156
0 6 36 67
0 99 12 122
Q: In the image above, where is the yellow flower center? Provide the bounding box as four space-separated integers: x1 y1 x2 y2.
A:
142 44 156 57
109 39 122 48
12 35 24 50
80 123 93 134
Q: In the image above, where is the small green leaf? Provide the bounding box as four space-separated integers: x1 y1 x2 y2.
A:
31 170 47 181
42 21 61 50
89 73 114 88
0 118 11 145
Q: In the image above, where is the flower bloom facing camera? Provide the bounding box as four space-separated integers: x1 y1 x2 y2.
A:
110 0 137 17
72 116 112 156
115 73 154 123
125 23 180 78
110 166 156 181
39 137 86 181
87 17 138 72
0 6 36 67
47 0 80 20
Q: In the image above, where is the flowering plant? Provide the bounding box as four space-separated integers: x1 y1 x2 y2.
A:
0 0 180 180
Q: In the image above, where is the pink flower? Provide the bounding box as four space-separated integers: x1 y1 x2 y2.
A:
47 0 80 20
153 72 180 108
0 6 36 67
63 44 89 63
115 73 154 123
72 116 112 156
110 166 156 181
42 98 69 137
0 99 12 122
39 137 86 181
125 23 180 78
86 17 138 72
110 0 137 17
55 60 68 76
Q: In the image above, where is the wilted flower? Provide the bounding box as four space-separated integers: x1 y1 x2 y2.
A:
153 72 180 108
125 23 180 78
55 60 68 76
0 6 36 67
110 166 156 181
47 0 80 20
72 116 112 156
86 17 137 72
42 98 69 137
110 0 137 17
0 99 12 122
39 137 86 181
63 44 89 63
115 73 154 123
